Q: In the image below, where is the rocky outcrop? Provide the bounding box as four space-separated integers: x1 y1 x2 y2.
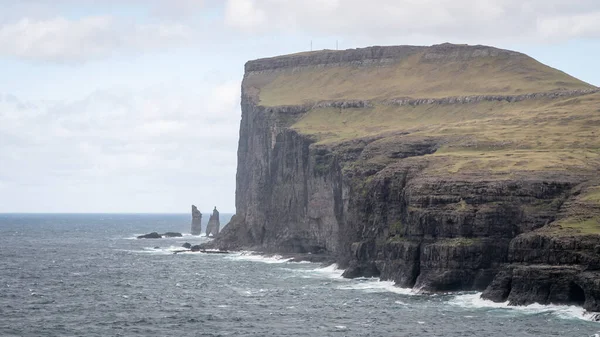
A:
206 207 220 237
163 232 183 238
257 89 599 114
211 43 600 313
137 232 161 239
191 205 202 235
137 232 183 239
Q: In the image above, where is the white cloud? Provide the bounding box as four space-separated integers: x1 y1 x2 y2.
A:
225 0 267 31
0 16 193 62
0 81 242 212
537 12 600 39
223 0 600 42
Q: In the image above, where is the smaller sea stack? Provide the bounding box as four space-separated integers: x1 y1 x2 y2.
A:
206 207 220 237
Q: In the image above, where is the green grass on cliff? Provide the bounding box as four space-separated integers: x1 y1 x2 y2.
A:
582 187 600 203
555 218 600 235
291 92 600 173
537 185 600 235
248 51 593 106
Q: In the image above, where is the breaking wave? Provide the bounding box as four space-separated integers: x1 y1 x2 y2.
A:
224 252 293 264
336 278 416 295
449 292 596 322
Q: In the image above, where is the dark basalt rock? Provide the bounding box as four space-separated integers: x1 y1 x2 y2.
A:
136 232 183 239
162 232 183 238
191 205 202 236
182 243 192 249
190 245 201 252
137 232 161 239
206 207 220 237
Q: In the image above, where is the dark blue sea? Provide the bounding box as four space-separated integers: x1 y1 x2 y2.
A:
1 214 599 336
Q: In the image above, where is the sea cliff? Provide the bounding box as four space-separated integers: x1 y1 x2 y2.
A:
211 43 600 313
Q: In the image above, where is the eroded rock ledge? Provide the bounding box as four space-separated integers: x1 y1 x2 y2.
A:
259 89 599 114
245 43 523 73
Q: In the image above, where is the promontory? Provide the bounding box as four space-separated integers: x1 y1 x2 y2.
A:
210 43 600 313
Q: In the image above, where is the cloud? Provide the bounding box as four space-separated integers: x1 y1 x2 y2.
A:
223 0 600 42
537 12 600 39
0 16 193 63
0 81 242 212
224 0 267 31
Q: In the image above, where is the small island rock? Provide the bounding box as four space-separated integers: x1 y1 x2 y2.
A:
137 232 161 239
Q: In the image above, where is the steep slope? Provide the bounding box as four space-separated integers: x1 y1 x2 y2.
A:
213 43 600 313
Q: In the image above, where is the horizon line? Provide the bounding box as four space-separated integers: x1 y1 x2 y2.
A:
0 212 236 215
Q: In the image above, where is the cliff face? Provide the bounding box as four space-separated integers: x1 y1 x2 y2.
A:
217 96 345 253
214 43 600 312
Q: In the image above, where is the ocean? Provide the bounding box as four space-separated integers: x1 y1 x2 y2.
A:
1 213 599 336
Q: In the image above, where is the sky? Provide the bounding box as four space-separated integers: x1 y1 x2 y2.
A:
1 0 600 213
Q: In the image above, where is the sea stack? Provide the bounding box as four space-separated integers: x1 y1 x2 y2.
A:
206 207 220 237
191 205 202 235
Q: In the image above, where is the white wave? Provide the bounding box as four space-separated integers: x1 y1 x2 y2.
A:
224 252 293 264
449 292 595 322
337 279 416 295
277 263 345 280
120 246 193 255
183 233 207 237
308 264 345 279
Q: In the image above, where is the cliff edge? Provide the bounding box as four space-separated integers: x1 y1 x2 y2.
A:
212 43 600 313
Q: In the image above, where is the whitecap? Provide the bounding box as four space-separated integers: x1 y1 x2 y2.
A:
275 264 346 281
224 252 293 264
313 263 346 278
337 279 416 295
301 263 345 279
119 245 193 255
449 292 594 322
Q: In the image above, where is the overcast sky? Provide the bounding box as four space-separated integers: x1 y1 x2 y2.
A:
1 0 599 213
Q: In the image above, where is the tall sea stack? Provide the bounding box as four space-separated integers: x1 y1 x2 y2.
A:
206 207 220 237
212 43 600 312
191 205 202 235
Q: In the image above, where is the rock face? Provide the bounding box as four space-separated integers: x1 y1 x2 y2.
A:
206 207 220 237
191 205 203 235
211 43 600 312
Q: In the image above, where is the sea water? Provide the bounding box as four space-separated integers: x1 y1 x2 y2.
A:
1 213 599 336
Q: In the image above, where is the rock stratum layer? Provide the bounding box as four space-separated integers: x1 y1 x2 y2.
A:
212 43 600 313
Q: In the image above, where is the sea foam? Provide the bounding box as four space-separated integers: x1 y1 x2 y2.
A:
337 278 416 295
449 292 596 322
224 252 293 264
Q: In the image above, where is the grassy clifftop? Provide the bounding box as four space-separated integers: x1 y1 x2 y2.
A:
244 43 594 106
